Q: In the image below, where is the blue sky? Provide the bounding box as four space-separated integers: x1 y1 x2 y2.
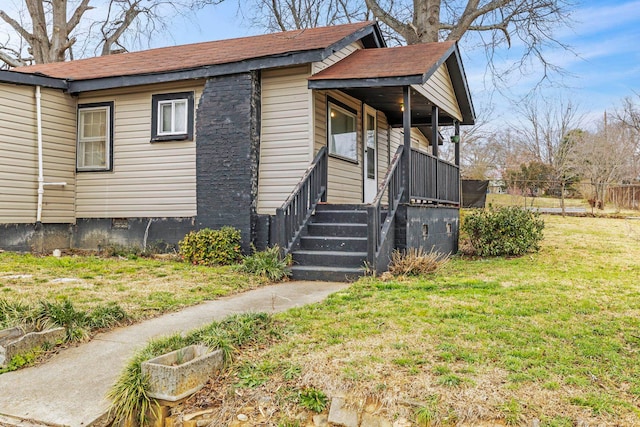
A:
154 0 640 129
1 0 636 128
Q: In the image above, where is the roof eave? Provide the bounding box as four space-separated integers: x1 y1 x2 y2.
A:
308 74 424 90
445 43 476 125
67 48 328 93
0 69 67 90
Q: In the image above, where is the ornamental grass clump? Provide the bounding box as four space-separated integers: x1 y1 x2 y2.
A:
461 206 544 257
388 248 449 276
237 245 292 281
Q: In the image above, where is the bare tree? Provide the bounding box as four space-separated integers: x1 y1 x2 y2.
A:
615 95 640 180
568 119 637 209
512 97 580 166
507 97 582 212
244 0 573 82
0 0 222 68
248 0 371 32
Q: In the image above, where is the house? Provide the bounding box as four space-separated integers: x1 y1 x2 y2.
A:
0 21 475 280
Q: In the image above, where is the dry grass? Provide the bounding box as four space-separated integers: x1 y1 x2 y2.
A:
388 248 449 277
0 252 267 320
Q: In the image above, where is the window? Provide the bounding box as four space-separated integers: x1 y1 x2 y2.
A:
77 102 113 171
151 92 194 142
328 102 358 162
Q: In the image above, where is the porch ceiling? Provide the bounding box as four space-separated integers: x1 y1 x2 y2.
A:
340 85 443 127
308 41 475 126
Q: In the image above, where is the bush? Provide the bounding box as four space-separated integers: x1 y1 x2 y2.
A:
179 227 242 266
388 248 449 276
461 207 544 257
238 246 292 281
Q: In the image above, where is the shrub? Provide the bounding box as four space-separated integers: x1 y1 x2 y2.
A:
461 207 544 257
179 227 242 266
238 246 292 281
388 248 449 276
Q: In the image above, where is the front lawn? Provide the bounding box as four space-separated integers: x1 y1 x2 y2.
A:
0 252 267 321
178 215 640 426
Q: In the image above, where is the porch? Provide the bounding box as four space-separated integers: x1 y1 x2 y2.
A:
273 42 474 280
274 145 461 280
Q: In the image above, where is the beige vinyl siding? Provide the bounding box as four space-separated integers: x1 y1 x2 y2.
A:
314 90 363 204
0 84 76 224
76 81 203 218
413 62 462 121
40 89 77 222
257 65 312 214
389 128 432 155
312 42 362 74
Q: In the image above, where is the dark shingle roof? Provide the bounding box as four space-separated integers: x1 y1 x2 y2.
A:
308 41 455 82
14 21 376 80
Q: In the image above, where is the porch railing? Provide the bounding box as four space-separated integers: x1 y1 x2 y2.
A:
275 146 327 255
367 145 404 267
410 148 460 205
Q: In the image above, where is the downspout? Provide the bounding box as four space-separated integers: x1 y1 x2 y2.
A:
35 85 66 228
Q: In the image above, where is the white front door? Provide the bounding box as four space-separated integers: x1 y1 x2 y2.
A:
363 106 377 203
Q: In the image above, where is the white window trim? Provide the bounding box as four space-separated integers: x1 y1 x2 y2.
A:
77 105 111 171
157 98 188 136
328 102 358 162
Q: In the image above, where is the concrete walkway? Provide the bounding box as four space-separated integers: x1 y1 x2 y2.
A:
0 281 349 427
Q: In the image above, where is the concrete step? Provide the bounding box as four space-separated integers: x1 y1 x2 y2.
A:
300 236 368 252
315 204 365 211
306 223 368 238
312 209 368 224
290 266 365 282
292 250 367 269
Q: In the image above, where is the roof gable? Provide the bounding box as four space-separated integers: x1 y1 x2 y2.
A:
308 41 475 125
308 42 455 84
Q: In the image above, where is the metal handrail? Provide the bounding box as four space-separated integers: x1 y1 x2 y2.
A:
410 148 460 205
367 145 404 266
275 147 327 254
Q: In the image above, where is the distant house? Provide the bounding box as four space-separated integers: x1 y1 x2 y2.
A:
0 21 475 280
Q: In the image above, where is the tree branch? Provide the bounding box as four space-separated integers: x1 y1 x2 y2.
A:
67 0 93 32
101 1 143 56
0 10 34 43
0 49 29 68
364 0 410 41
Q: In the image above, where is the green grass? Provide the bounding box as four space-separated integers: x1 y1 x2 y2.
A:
207 215 640 425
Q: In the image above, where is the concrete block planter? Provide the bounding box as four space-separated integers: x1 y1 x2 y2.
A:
141 345 224 401
0 326 65 367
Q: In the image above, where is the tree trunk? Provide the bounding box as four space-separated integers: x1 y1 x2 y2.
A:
365 0 441 44
412 0 441 43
